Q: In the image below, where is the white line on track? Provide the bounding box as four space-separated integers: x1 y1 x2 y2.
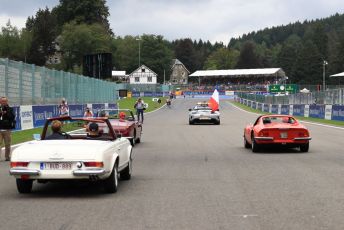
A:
228 101 344 131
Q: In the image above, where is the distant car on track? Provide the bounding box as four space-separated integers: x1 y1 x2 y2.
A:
9 116 133 194
188 102 220 125
97 109 142 146
244 115 311 152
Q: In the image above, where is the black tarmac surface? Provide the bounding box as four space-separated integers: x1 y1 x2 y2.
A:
0 99 344 230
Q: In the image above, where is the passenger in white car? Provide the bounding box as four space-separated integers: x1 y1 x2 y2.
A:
45 120 67 140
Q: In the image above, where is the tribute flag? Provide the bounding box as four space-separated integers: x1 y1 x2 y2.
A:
208 89 219 111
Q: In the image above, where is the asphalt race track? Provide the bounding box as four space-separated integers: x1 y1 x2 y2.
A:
1 98 344 230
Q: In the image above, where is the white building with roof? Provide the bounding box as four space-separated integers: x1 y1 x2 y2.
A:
112 70 128 82
129 65 157 84
170 59 190 85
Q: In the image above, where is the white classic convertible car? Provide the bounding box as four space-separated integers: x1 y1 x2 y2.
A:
9 116 133 194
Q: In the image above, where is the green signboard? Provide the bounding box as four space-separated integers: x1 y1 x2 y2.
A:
268 84 298 94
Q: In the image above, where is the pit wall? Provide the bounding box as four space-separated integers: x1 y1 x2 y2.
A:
12 103 117 131
236 97 344 122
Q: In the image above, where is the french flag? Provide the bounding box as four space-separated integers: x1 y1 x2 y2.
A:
208 89 219 111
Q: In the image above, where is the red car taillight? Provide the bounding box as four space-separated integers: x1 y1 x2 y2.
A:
298 131 308 137
84 162 104 167
259 131 269 137
11 162 29 168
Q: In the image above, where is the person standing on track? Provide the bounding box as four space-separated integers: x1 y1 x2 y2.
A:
0 97 15 161
134 98 145 123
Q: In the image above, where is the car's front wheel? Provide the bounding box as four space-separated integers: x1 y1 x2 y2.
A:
189 119 194 125
300 143 309 152
16 179 33 194
104 163 118 193
244 135 251 148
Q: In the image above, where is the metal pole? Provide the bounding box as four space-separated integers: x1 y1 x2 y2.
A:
323 60 327 91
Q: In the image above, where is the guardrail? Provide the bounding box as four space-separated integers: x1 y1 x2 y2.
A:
236 97 344 121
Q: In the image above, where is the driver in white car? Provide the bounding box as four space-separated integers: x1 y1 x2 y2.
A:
45 120 66 140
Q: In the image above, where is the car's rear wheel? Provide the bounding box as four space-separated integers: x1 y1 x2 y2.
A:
120 155 132 180
16 179 33 194
300 143 309 152
104 163 118 193
251 134 260 152
215 120 220 125
244 135 251 148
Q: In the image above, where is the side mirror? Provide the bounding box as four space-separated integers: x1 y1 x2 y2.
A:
188 109 192 111
33 134 41 140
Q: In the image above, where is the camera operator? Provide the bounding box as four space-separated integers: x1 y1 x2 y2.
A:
0 97 15 161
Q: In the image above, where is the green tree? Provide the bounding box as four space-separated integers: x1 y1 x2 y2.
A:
292 40 322 84
0 20 21 60
54 0 111 34
173 38 198 72
276 35 302 82
140 34 173 83
59 22 111 71
26 7 57 65
235 41 262 69
204 48 239 70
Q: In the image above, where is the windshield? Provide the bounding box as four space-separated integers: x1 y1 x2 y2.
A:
97 109 135 121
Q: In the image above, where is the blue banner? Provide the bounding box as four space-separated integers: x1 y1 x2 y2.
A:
292 104 304 116
33 105 59 127
281 105 289 115
257 103 263 111
12 106 21 131
155 92 164 97
271 105 278 114
331 105 344 121
309 104 325 119
69 104 85 117
263 104 269 112
108 103 118 109
92 103 106 115
143 92 153 97
132 92 140 97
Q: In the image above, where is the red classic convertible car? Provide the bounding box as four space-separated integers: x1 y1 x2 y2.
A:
98 109 142 146
244 115 311 152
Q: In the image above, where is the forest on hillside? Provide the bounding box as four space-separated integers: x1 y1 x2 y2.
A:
0 0 343 84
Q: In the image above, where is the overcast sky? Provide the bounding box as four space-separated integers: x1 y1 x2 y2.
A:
0 0 343 44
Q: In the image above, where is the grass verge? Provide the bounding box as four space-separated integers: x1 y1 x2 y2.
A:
231 101 344 127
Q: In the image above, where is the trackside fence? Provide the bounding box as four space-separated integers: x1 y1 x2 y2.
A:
0 58 119 105
235 97 344 122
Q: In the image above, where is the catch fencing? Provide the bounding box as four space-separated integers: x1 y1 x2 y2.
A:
237 88 344 105
0 58 119 105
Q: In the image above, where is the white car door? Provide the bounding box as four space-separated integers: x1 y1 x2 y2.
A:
115 137 130 168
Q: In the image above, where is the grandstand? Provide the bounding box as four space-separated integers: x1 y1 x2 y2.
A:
188 68 286 91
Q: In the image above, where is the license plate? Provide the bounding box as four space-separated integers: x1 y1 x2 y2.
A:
280 132 288 139
41 162 72 170
200 116 210 120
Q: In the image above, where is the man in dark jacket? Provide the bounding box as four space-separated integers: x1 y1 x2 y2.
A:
45 120 67 140
0 97 15 161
